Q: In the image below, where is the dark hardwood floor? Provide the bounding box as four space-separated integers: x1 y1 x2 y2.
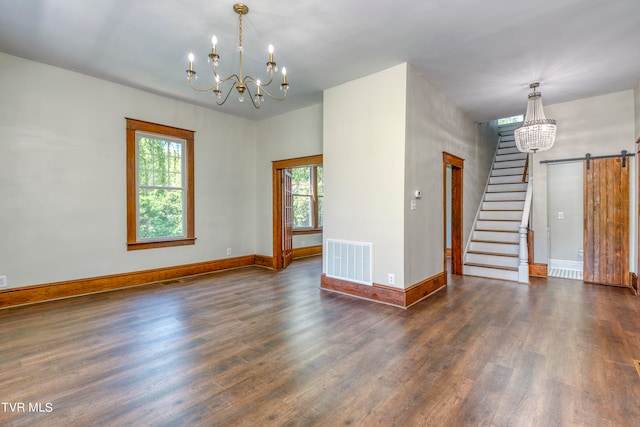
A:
1 257 639 426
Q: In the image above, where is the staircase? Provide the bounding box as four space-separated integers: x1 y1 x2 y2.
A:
463 129 528 281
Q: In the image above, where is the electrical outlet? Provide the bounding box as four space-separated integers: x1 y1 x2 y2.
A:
0 275 7 288
387 274 395 285
226 248 232 256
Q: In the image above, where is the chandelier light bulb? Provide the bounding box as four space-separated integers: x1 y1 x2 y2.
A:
268 44 274 54
211 35 217 46
186 53 196 79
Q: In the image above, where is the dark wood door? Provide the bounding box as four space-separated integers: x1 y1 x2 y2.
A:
283 169 294 269
583 157 629 286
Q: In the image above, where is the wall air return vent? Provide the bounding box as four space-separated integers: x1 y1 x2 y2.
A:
325 239 372 286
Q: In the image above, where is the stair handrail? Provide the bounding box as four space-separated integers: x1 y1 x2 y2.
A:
517 156 533 283
521 154 529 183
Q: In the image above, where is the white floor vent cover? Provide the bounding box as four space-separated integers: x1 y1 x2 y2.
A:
325 239 372 285
548 268 583 281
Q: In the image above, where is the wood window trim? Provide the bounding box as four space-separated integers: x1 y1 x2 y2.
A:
126 118 195 251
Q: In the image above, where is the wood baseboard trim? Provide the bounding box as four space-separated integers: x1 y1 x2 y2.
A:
255 254 275 269
292 245 322 259
405 272 447 307
320 272 447 309
529 263 548 277
0 255 258 309
629 272 638 295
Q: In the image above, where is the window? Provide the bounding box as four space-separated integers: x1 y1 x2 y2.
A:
497 115 524 126
291 165 323 230
126 118 195 250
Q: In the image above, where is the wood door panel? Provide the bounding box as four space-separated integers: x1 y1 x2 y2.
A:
583 158 629 286
283 169 294 269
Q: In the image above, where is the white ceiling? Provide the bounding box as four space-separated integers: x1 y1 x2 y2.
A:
1 0 639 122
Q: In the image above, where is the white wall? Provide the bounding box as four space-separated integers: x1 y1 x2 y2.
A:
547 162 583 262
254 104 323 256
532 90 637 270
404 66 495 285
323 63 407 287
0 53 257 288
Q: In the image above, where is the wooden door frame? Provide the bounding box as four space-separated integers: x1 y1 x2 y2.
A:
272 154 323 270
443 152 464 276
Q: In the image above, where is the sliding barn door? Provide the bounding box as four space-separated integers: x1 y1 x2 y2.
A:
283 169 294 269
583 157 629 286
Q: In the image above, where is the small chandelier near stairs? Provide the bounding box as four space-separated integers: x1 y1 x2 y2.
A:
185 3 289 109
514 82 556 153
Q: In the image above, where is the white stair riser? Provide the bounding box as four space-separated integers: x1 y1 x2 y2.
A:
484 192 526 202
469 241 519 254
497 147 521 155
489 175 523 184
496 153 527 162
479 210 522 221
494 159 526 169
492 167 524 176
466 253 519 268
476 220 520 232
473 230 519 243
482 201 525 211
463 265 519 281
499 141 516 149
487 183 527 193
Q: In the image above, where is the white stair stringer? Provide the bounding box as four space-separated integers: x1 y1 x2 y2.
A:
463 129 528 282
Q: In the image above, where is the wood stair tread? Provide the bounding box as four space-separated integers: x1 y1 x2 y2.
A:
483 202 525 204
471 239 518 245
464 262 518 272
466 251 518 258
486 190 526 193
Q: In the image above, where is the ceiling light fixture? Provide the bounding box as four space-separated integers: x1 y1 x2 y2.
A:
185 3 289 109
514 82 557 153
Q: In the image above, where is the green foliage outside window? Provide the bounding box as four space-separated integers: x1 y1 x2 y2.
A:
291 165 323 229
137 136 185 239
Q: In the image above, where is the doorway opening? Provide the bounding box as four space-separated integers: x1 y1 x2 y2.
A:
443 152 464 276
272 154 323 270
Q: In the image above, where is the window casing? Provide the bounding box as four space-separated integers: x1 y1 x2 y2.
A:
291 165 323 231
126 118 195 250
